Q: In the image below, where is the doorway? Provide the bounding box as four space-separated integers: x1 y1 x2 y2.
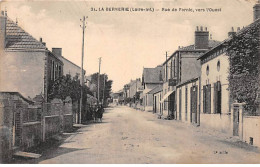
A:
190 85 198 123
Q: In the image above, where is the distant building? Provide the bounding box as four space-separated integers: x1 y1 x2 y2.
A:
0 12 63 101
141 65 163 111
148 85 163 115
128 78 142 100
112 89 124 104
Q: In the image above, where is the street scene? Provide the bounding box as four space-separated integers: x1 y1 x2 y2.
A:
0 0 260 164
11 106 260 164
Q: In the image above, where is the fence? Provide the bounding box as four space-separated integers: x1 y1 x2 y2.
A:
0 93 75 162
231 103 260 147
42 98 73 141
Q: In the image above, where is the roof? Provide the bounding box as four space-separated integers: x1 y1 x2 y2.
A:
5 17 47 50
115 89 124 94
176 77 199 88
163 40 221 65
147 85 163 94
143 66 163 84
179 40 221 51
0 92 34 104
198 18 260 61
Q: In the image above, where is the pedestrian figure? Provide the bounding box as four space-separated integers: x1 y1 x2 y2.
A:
92 106 97 123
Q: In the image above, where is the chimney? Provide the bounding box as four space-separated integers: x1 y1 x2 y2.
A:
253 0 260 21
0 10 6 50
195 26 209 49
228 27 236 37
39 37 42 43
52 48 62 57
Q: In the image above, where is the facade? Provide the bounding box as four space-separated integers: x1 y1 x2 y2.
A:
141 65 163 111
112 89 124 104
161 28 220 120
149 85 163 115
52 48 85 81
176 77 200 124
197 3 260 147
128 78 142 100
0 13 63 101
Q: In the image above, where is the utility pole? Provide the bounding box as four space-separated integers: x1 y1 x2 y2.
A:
98 57 102 106
79 16 87 124
102 74 106 106
166 51 168 81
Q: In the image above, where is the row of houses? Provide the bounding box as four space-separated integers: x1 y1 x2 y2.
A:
0 10 98 162
115 2 260 148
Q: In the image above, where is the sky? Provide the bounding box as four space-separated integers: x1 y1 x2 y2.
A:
0 0 257 92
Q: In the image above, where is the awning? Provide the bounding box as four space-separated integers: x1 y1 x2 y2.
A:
160 90 174 103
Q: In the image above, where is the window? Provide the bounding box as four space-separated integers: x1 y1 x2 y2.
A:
217 60 220 72
51 60 55 80
203 84 211 114
206 65 209 76
185 86 188 121
58 65 62 77
173 59 176 77
170 61 173 79
165 64 168 80
179 89 182 120
164 101 167 110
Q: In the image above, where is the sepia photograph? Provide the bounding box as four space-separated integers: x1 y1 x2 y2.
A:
0 0 260 164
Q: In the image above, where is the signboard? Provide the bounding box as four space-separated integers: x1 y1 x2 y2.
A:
168 78 177 86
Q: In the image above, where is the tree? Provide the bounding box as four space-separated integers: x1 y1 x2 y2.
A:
48 73 92 103
227 20 260 115
90 73 113 106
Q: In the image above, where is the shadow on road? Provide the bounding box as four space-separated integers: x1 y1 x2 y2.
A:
10 127 85 164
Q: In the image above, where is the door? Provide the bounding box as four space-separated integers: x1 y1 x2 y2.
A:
179 89 182 120
190 86 198 123
154 96 157 113
168 92 175 117
233 106 239 136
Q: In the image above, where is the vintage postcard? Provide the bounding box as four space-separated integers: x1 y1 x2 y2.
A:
0 0 260 164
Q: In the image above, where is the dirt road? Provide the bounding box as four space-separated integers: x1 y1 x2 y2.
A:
37 106 260 164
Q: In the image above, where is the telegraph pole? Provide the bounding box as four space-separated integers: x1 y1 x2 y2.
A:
79 16 87 124
102 74 106 106
98 57 102 106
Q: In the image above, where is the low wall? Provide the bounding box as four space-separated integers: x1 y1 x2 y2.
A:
44 115 61 140
63 114 73 132
243 116 260 147
22 122 41 149
0 126 13 163
200 113 232 134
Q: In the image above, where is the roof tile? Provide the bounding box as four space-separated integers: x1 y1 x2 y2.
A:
6 17 46 50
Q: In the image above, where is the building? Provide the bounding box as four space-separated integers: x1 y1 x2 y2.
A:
52 48 85 82
149 85 163 115
111 89 124 104
176 77 200 124
161 28 220 120
141 65 163 111
197 2 260 147
128 78 142 101
0 12 63 102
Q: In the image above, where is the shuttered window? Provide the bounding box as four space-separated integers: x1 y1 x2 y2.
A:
203 84 211 114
